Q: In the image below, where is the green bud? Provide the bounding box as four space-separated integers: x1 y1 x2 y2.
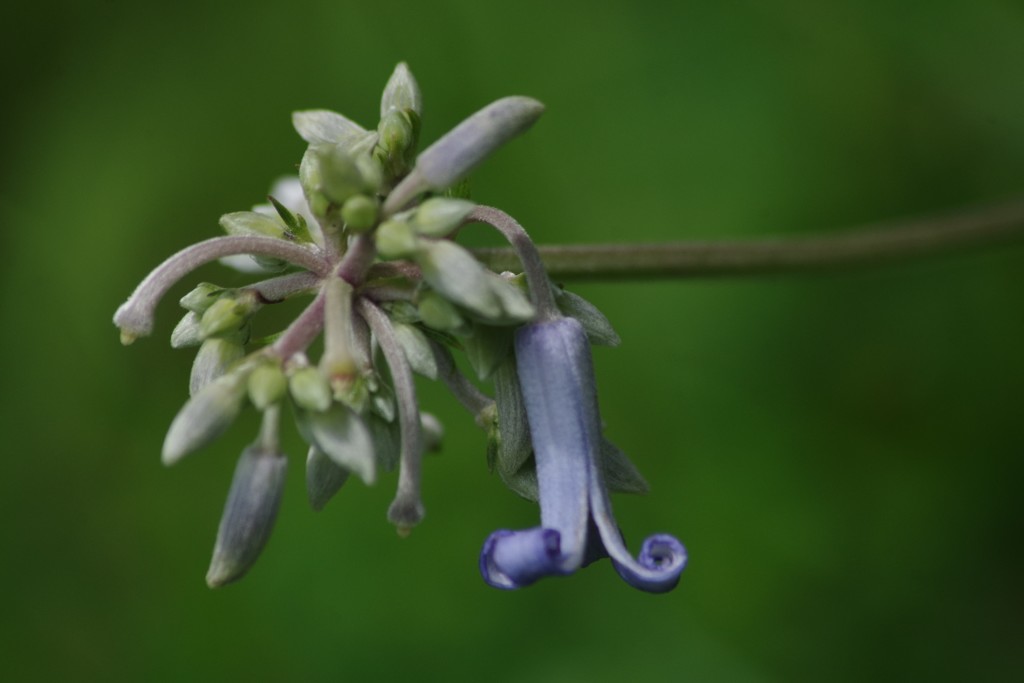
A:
219 211 287 239
416 290 465 331
411 198 476 238
380 62 422 117
190 337 246 396
378 110 416 156
392 322 437 379
487 272 535 323
162 371 249 465
306 445 350 512
340 194 379 232
375 219 419 259
206 445 287 588
180 283 224 314
318 145 370 204
199 291 260 339
288 366 332 412
247 362 288 411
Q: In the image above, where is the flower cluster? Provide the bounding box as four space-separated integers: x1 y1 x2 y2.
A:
114 63 686 591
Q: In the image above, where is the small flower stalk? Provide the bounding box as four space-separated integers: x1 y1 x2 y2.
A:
113 63 686 593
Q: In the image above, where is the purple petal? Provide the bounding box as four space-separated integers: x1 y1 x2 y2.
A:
514 318 600 571
588 477 687 593
479 528 563 589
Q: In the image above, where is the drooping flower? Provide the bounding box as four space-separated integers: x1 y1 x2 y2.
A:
479 317 686 592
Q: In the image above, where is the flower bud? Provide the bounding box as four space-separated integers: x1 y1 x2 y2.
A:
297 404 376 485
170 312 203 349
206 445 287 588
162 371 249 465
411 198 476 238
199 291 260 339
380 62 422 118
416 290 465 331
190 337 246 396
340 194 379 232
392 322 438 379
219 211 287 240
179 283 224 314
416 240 502 318
292 109 367 147
288 366 332 413
247 362 288 411
375 219 419 259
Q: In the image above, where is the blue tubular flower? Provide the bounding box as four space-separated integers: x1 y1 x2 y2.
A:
480 317 687 592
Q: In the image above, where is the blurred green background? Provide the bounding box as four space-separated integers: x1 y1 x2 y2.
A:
2 0 1023 680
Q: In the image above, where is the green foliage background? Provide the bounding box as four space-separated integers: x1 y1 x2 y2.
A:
2 1 1022 680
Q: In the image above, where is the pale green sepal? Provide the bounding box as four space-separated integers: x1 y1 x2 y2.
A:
306 445 350 512
367 413 400 471
162 371 249 465
392 322 437 379
171 312 203 349
288 366 332 412
486 272 535 323
205 445 287 588
219 211 287 240
411 198 476 237
292 109 367 146
190 337 246 396
493 358 532 477
463 322 513 380
556 289 621 347
298 404 376 485
498 456 539 502
600 438 650 495
380 62 422 117
416 240 501 318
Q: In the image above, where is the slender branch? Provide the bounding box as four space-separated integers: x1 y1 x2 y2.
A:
356 298 425 532
270 289 325 359
467 206 559 320
470 197 1024 280
429 340 493 416
114 236 329 341
245 271 322 303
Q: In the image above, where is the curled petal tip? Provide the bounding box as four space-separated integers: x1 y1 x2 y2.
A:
480 527 564 590
611 533 687 594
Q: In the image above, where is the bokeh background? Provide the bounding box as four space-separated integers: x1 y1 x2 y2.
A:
2 0 1023 680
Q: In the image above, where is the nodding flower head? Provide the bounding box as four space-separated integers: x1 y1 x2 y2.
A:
479 317 687 593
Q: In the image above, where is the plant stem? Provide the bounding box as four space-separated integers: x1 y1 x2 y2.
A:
470 197 1024 280
468 206 559 320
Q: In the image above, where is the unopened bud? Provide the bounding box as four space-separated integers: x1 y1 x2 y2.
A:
206 445 287 588
380 62 422 117
340 194 379 232
375 219 418 259
248 362 288 410
162 371 249 465
416 290 464 331
180 283 224 314
288 366 332 412
199 292 260 339
411 198 476 238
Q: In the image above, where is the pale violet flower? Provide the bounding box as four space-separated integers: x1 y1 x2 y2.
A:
479 317 687 592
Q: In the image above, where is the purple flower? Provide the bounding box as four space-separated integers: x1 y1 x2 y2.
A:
480 317 686 593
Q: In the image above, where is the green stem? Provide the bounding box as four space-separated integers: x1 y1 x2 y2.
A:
471 197 1024 280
